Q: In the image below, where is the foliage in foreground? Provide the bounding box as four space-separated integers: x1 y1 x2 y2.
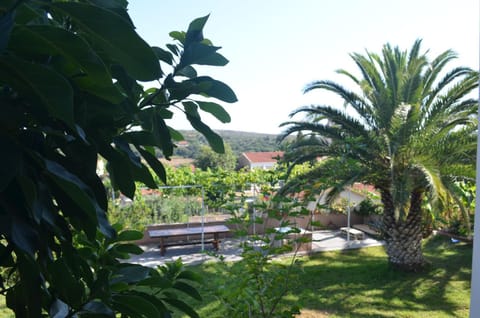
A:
212 192 317 318
191 235 472 317
0 1 236 316
280 39 478 271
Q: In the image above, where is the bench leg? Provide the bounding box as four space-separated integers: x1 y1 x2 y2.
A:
212 233 220 251
160 238 166 256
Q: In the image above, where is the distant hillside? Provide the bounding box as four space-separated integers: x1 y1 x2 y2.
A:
174 130 288 158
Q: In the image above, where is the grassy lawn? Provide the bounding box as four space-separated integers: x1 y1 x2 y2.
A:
189 235 472 317
0 236 471 317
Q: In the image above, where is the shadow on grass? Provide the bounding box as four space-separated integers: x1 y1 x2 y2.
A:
189 235 471 318
285 235 472 317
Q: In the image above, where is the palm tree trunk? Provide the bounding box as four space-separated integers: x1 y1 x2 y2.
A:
380 189 427 271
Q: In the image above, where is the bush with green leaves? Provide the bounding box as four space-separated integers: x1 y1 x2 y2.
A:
0 1 235 316
109 192 202 231
355 197 383 216
214 192 318 317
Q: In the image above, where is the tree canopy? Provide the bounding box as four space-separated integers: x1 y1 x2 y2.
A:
280 39 478 271
0 1 235 316
194 143 237 170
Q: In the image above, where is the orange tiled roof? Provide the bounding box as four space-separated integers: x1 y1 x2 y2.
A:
242 151 284 163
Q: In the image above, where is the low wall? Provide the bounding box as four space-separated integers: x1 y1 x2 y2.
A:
135 212 366 245
313 213 364 229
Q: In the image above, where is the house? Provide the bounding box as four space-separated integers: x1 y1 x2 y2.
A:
238 151 284 170
306 183 379 213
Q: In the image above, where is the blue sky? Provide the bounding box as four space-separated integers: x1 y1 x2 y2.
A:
129 0 479 134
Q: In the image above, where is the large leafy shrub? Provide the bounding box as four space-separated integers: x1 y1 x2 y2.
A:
0 1 235 316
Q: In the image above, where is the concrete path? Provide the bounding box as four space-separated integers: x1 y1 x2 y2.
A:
128 230 385 268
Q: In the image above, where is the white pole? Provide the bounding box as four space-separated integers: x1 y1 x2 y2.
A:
469 88 480 317
253 183 256 236
347 188 351 243
201 187 205 252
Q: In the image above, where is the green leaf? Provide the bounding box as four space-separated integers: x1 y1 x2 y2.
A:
49 299 69 318
169 31 186 43
183 101 200 118
168 127 184 141
111 264 151 284
152 113 175 159
52 2 160 81
0 56 74 127
81 300 114 316
113 294 160 317
152 46 173 64
87 0 132 24
173 281 202 301
177 270 203 283
185 15 209 44
0 135 21 191
106 159 135 199
167 83 196 101
132 163 157 189
49 259 85 307
163 298 199 318
15 3 44 25
187 15 210 33
112 137 157 188
44 159 99 234
138 147 167 184
166 43 180 56
158 108 174 119
114 243 144 255
196 51 229 66
186 115 225 153
168 76 237 103
9 25 124 103
192 76 237 103
114 137 142 168
115 230 144 242
180 42 227 67
121 131 157 146
176 65 197 78
11 221 38 256
197 101 231 123
0 10 14 53
137 276 172 289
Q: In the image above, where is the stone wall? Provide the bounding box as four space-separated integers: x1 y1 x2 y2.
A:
135 212 366 245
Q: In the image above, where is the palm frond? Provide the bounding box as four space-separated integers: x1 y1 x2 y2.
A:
280 39 478 223
423 49 458 95
304 80 376 129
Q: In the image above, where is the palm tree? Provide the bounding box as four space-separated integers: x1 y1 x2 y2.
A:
279 40 478 271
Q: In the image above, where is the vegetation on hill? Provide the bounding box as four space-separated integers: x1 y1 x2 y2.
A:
174 130 287 158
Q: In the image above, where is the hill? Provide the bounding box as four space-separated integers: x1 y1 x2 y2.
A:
174 130 287 158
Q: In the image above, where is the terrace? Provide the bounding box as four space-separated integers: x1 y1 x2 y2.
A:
129 229 384 267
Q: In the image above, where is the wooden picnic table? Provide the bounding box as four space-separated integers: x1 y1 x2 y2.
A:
340 227 365 240
353 224 380 237
148 225 230 256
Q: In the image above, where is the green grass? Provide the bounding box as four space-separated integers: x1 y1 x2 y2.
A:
0 236 471 317
187 235 472 317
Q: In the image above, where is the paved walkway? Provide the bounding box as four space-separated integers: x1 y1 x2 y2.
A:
128 230 385 268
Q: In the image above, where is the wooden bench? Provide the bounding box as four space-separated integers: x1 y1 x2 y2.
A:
340 227 365 240
148 225 230 256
